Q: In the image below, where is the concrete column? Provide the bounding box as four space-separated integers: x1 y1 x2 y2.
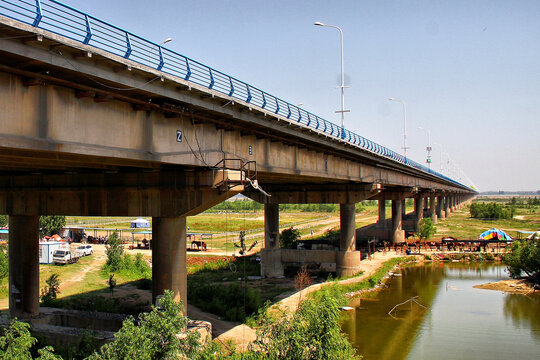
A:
437 196 445 219
401 199 407 218
264 203 279 249
444 196 450 218
337 203 360 277
261 203 283 278
340 203 356 252
414 197 423 230
152 216 187 311
377 199 386 227
391 199 404 243
9 215 40 317
430 195 438 224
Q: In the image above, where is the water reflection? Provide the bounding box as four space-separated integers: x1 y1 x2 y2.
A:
342 264 540 360
504 293 540 340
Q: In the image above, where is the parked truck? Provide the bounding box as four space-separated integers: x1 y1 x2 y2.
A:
53 248 82 265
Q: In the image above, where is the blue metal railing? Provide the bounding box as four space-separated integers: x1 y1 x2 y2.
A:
0 0 470 189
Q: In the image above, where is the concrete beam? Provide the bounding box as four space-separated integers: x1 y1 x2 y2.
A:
246 183 379 204
0 171 241 217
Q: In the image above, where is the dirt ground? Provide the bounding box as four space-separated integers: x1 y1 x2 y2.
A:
474 278 539 294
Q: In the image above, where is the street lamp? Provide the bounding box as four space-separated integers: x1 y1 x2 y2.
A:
160 37 172 46
418 126 432 169
388 98 408 159
314 21 349 138
433 142 446 173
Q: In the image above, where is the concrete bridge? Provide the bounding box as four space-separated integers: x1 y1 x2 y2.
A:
0 1 475 317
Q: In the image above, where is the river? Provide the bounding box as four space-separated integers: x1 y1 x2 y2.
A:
341 263 540 360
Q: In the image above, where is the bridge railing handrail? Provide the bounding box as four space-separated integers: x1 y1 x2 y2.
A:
0 0 470 190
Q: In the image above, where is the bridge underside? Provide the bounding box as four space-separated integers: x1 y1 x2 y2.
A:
0 17 475 317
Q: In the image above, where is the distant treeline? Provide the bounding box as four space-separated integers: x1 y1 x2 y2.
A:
208 200 376 213
470 202 515 219
508 197 540 207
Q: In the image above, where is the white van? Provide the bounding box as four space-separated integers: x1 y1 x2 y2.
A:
76 244 93 256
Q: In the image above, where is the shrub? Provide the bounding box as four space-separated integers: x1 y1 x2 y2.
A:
87 290 200 360
40 274 61 306
280 227 301 249
504 238 540 281
187 282 262 322
251 290 359 359
0 245 8 282
416 218 436 241
0 319 62 359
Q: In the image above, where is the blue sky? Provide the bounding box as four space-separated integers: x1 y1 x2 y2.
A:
64 0 540 191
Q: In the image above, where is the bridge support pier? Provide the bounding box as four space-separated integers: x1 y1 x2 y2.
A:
430 195 438 224
414 197 424 230
391 199 405 243
9 215 40 317
444 196 450 218
152 216 187 311
337 203 360 277
437 196 445 220
377 200 386 227
261 203 283 278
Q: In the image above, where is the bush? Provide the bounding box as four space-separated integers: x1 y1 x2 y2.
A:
470 202 514 219
416 218 436 241
40 273 61 306
0 319 62 359
504 238 540 281
87 290 200 360
280 227 301 249
0 245 8 282
188 282 262 322
251 290 359 359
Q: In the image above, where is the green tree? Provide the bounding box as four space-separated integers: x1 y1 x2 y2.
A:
105 232 123 272
40 273 61 306
280 227 301 249
39 216 66 236
504 238 540 282
87 290 200 360
0 319 62 360
416 218 436 241
0 215 7 228
0 245 8 282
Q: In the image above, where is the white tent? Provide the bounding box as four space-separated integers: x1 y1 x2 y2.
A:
131 218 150 228
526 231 540 240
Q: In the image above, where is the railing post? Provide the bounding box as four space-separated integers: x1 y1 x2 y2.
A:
124 33 132 58
184 58 191 80
228 77 234 97
246 84 252 103
208 68 214 89
33 0 43 27
83 14 92 44
158 46 164 71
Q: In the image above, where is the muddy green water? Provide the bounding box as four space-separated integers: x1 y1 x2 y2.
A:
341 263 540 360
